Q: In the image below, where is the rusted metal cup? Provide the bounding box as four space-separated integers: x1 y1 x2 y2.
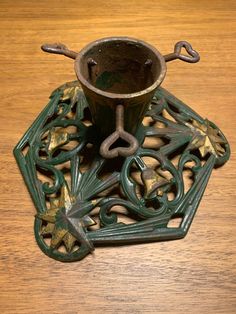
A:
41 37 200 158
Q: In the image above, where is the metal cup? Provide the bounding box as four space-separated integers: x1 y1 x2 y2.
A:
41 37 200 158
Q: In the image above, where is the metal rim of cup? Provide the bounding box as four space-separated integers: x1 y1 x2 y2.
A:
74 36 167 99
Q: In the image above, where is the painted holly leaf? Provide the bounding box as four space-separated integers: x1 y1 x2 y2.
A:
186 119 226 158
38 184 99 252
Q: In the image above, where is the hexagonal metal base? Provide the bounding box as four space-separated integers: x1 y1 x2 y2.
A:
14 81 230 262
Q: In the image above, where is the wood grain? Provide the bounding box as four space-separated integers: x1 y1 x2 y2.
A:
0 0 235 313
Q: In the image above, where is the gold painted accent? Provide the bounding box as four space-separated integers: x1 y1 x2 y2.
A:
50 197 60 210
59 184 73 211
91 198 102 206
38 207 58 223
41 222 55 235
47 128 69 153
186 119 226 157
38 191 63 223
51 227 68 248
38 184 74 250
82 215 96 227
61 86 80 105
63 233 77 253
141 168 169 198
38 184 95 252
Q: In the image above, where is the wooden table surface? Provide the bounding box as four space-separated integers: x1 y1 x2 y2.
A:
0 0 235 313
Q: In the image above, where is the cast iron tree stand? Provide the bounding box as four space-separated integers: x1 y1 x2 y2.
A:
14 38 230 262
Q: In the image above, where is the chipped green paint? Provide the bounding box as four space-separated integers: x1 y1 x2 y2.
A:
14 81 230 262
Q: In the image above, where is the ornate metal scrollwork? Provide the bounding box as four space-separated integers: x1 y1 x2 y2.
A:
14 81 230 262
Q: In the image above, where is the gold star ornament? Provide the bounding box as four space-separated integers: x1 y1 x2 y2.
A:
38 185 98 253
186 119 226 158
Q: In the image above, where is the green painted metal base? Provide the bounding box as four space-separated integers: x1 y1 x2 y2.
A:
14 81 230 262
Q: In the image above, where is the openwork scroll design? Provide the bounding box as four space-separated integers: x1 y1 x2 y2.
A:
14 81 230 262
